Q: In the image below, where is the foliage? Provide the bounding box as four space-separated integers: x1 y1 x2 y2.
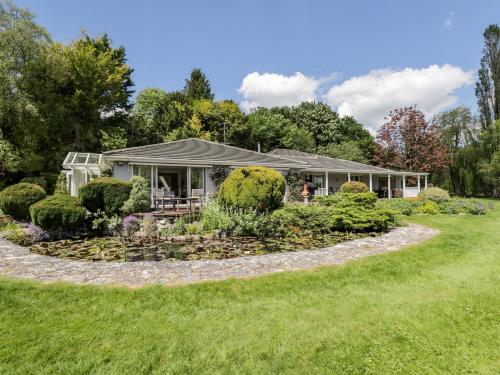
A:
79 177 132 215
20 176 48 191
24 223 50 242
284 169 303 202
268 203 398 236
0 130 19 178
339 181 369 193
122 215 140 237
99 127 127 151
229 208 268 237
3 222 30 246
185 221 204 235
210 166 231 188
54 173 69 195
415 201 440 215
121 176 151 214
318 140 371 164
376 198 422 216
99 162 113 177
199 200 233 232
373 106 450 174
141 213 158 240
219 166 286 212
91 210 122 237
30 195 86 230
418 187 450 203
184 68 214 101
0 183 46 219
314 192 377 208
475 24 500 129
164 113 212 142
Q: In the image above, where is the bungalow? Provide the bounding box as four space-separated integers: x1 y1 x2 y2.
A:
62 138 428 201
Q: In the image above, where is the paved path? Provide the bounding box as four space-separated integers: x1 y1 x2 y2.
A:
0 224 439 288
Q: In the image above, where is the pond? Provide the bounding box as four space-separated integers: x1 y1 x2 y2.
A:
30 232 378 262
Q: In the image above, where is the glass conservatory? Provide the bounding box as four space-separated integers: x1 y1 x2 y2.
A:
62 152 103 196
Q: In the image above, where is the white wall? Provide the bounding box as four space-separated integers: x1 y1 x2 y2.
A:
113 163 132 182
205 167 217 196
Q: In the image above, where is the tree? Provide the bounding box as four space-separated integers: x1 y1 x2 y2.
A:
286 102 342 146
281 124 315 152
184 68 214 101
164 114 212 142
475 24 500 129
246 109 290 152
0 129 19 178
433 107 483 195
373 107 450 174
318 141 370 164
131 88 189 145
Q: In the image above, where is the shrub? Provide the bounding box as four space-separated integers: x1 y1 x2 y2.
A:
418 187 450 203
30 195 87 230
376 198 423 216
123 215 140 237
79 177 132 215
314 192 377 208
90 210 123 236
219 166 285 212
0 183 47 220
339 181 369 193
25 224 50 242
20 177 48 191
229 208 269 237
328 206 398 232
415 200 440 215
3 223 30 246
54 173 69 195
268 204 398 236
121 176 151 214
200 200 233 232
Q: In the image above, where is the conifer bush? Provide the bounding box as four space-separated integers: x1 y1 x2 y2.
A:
0 183 46 220
339 181 369 193
219 166 285 212
30 195 86 230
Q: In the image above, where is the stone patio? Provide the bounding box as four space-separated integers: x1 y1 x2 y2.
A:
0 224 438 288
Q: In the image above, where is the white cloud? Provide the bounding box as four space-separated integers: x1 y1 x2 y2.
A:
238 72 320 112
324 64 473 133
444 11 456 29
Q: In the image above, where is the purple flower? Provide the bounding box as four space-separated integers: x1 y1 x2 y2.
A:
26 224 50 242
123 215 140 235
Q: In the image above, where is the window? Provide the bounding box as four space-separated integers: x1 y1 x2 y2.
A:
191 168 204 190
132 165 151 186
351 175 363 182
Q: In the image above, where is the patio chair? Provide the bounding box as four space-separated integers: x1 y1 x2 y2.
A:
191 188 205 207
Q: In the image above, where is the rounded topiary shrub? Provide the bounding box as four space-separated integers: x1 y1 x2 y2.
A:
418 187 449 203
79 177 132 215
0 183 47 220
339 181 369 193
30 195 87 230
219 166 286 212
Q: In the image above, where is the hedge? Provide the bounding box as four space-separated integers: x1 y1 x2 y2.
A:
314 192 377 208
339 181 369 193
79 177 132 215
30 195 87 230
219 166 285 212
418 187 450 203
0 183 47 220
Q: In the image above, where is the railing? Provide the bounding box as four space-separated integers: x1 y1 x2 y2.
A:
315 188 328 196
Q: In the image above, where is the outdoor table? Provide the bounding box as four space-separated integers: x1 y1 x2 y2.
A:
172 197 200 212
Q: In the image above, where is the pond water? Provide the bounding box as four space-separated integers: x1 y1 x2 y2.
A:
30 232 376 262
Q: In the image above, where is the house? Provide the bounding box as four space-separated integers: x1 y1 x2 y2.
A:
62 138 428 201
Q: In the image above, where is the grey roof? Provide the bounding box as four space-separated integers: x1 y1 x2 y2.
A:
268 149 395 173
103 138 307 169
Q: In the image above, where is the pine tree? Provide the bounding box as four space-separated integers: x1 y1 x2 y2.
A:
184 68 214 101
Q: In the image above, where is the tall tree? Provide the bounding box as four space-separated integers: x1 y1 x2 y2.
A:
373 106 450 174
184 68 214 101
433 107 483 195
475 24 500 129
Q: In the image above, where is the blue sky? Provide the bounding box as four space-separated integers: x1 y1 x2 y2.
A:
18 0 500 131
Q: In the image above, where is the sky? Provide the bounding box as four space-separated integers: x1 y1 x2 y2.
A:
18 0 500 132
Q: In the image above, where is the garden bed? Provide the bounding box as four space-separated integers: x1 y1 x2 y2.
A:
29 232 377 262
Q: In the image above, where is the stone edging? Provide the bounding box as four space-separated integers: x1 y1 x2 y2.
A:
0 224 439 288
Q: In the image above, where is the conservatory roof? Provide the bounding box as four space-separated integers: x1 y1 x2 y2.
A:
63 152 103 168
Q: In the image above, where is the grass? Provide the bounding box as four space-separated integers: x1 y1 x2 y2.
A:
0 203 499 374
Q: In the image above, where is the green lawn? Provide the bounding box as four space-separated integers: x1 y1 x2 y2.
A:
1 203 499 374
